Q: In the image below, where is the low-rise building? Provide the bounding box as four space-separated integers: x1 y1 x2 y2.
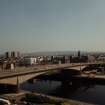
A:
23 57 37 66
97 56 105 61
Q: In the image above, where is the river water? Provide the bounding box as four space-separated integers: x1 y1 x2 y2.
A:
20 79 105 105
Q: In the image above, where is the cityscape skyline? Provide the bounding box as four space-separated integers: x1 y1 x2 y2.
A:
0 0 105 53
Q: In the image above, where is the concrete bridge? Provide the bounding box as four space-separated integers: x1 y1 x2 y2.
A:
0 62 104 86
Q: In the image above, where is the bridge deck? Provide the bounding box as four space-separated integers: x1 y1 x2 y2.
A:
0 62 104 79
0 63 84 85
0 62 105 85
0 63 83 79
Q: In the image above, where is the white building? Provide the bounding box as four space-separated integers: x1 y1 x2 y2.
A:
23 57 37 65
97 56 105 61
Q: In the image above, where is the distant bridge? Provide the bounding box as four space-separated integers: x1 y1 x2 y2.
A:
0 62 104 86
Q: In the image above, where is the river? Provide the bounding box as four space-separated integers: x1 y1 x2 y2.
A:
20 78 105 105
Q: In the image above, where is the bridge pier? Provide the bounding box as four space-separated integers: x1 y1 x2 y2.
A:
16 76 20 93
103 67 105 74
101 68 105 75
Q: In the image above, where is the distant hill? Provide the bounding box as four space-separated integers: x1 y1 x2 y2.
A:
23 51 105 57
23 51 76 56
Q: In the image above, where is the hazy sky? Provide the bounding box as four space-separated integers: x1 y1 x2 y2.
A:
0 0 105 53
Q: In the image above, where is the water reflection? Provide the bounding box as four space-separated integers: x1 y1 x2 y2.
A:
20 79 105 105
0 78 105 105
20 80 61 94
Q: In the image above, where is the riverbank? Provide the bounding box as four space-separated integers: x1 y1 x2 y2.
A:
1 91 95 105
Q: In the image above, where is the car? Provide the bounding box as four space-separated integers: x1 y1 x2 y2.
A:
0 98 11 105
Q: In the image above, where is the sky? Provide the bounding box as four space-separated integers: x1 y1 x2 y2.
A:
0 0 105 53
